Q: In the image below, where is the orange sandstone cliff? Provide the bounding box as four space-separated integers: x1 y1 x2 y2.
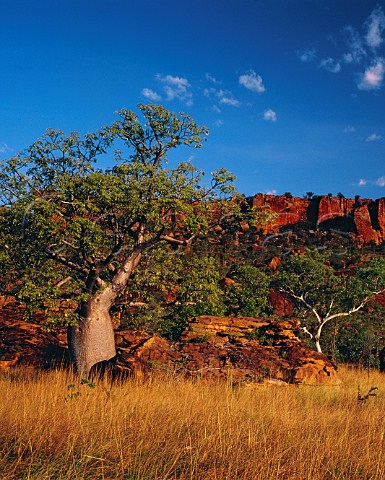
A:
253 194 385 244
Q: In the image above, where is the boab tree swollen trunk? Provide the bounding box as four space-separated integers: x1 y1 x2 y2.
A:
274 250 385 354
0 104 259 376
68 249 143 375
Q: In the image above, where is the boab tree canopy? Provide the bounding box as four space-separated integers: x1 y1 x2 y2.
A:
0 104 258 376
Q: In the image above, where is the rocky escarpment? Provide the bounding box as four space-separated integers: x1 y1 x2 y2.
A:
0 298 340 385
253 194 385 244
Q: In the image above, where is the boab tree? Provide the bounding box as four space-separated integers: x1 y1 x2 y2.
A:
0 104 255 376
274 251 385 353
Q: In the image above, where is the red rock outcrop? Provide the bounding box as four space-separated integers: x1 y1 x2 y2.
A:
180 315 272 342
317 196 355 225
0 304 68 370
354 204 381 244
253 194 310 233
252 194 385 245
377 198 385 236
0 305 340 385
268 289 294 317
113 316 340 385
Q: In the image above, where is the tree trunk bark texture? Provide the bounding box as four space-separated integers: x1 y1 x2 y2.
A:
67 250 142 376
68 296 116 377
314 338 322 353
314 323 324 353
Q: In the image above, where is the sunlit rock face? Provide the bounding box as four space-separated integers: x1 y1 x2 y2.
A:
252 193 385 245
113 316 341 386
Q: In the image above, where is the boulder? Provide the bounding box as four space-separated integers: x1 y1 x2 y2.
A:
267 256 281 270
115 316 340 385
268 289 294 317
179 315 270 342
0 307 68 370
114 330 179 377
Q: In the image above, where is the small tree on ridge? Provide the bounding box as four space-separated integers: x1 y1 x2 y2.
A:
274 251 385 353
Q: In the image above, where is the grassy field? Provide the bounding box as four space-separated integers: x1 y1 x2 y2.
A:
1 366 385 480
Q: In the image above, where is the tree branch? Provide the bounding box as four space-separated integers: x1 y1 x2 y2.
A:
55 276 73 288
280 287 323 325
97 238 125 272
324 289 385 323
160 234 196 246
326 298 334 319
45 249 89 275
300 325 314 340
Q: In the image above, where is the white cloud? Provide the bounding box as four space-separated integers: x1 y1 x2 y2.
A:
319 57 341 73
343 26 367 64
204 87 221 99
263 109 277 122
343 53 353 64
214 119 224 127
0 143 12 154
203 88 211 97
216 89 226 98
156 74 193 105
375 176 385 187
365 6 385 48
219 96 241 107
344 125 356 133
358 176 385 187
214 89 240 106
239 70 265 93
205 73 220 84
266 189 277 195
366 133 383 142
297 48 316 62
204 86 240 108
358 58 385 90
159 74 189 88
141 88 161 102
300 7 385 93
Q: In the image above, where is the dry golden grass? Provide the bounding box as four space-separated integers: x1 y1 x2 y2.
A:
1 366 385 479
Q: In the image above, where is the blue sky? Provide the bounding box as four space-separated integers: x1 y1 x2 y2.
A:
1 0 385 199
